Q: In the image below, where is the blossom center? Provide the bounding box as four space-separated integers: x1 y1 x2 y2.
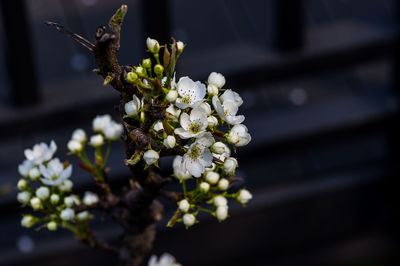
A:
189 146 201 159
181 94 192 104
189 123 200 134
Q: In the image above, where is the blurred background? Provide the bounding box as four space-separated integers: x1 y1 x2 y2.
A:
1 0 400 265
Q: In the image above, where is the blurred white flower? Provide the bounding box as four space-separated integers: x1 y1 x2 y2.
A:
83 191 99 206
17 191 31 204
177 41 185 53
21 215 36 228
213 195 227 207
218 178 229 190
208 72 225 88
173 156 192 180
58 179 73 192
72 129 87 143
77 211 90 221
163 135 176 149
205 171 219 184
143 150 159 165
175 77 206 109
67 139 83 153
183 213 196 227
103 121 123 140
199 182 210 193
50 194 60 204
237 189 253 204
89 134 104 147
30 197 41 210
28 167 41 180
93 114 111 132
35 187 50 200
60 208 75 221
227 124 251 147
39 158 72 186
24 140 57 165
18 160 34 177
216 205 228 221
174 107 208 139
178 199 190 213
17 179 28 190
148 253 181 266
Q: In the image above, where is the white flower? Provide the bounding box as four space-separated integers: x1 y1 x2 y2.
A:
211 142 226 154
125 94 141 116
72 129 87 143
227 124 251 147
181 132 214 177
163 135 176 149
17 191 31 204
212 94 244 125
177 41 185 53
21 215 35 228
213 195 227 207
212 142 231 163
28 167 41 180
199 102 212 116
103 121 123 140
64 196 75 207
218 178 229 190
207 115 218 128
39 158 72 186
207 84 218 96
83 191 99 206
175 77 206 109
237 189 253 204
77 211 90 221
173 156 192 180
47 221 58 231
220 89 243 106
50 194 60 204
205 171 219 184
59 179 73 192
60 208 75 221
208 72 225 88
148 253 181 266
67 139 83 153
18 160 34 177
143 150 159 165
216 205 228 221
146 37 160 53
166 104 181 119
183 213 196 227
153 121 164 132
93 114 111 132
35 187 50 200
24 140 57 165
30 197 41 210
178 199 190 212
174 107 208 139
166 90 178 103
89 134 104 147
223 157 238 174
17 179 28 190
199 182 210 193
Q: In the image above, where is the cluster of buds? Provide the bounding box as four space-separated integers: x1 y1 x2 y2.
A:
17 140 99 231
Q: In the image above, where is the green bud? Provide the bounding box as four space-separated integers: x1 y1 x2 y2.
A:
136 66 147 78
154 64 164 76
17 179 28 190
125 71 138 83
142 58 152 69
47 221 58 231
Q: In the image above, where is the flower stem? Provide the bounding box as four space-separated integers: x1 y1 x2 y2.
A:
104 141 112 166
182 180 187 197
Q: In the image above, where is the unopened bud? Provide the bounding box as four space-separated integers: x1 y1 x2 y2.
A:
142 58 152 69
154 64 164 76
126 71 138 83
136 66 147 78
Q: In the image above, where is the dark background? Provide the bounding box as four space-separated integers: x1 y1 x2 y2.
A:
1 0 400 265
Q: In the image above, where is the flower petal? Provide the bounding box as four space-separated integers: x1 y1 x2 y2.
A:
179 113 191 130
225 115 245 125
174 127 194 139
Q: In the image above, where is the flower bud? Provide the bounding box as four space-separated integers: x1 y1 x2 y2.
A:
207 84 218 96
89 134 104 147
125 100 140 117
17 179 28 190
213 195 227 207
59 179 73 192
205 171 219 185
146 37 160 53
216 206 228 221
72 128 87 143
50 194 60 204
154 64 164 76
223 157 238 174
211 142 226 154
163 135 176 149
17 191 31 204
93 114 111 132
30 197 41 210
28 167 40 180
60 208 75 221
67 139 83 153
199 182 210 193
77 211 90 221
227 132 239 145
207 116 218 128
83 191 99 206
125 71 138 84
142 58 152 69
199 102 212 115
177 41 185 53
103 121 123 141
64 196 75 207
47 221 58 231
166 90 178 102
237 189 253 204
21 215 36 228
178 199 190 213
36 186 50 200
153 121 164 132
136 66 147 78
183 213 196 227
143 150 159 165
208 72 226 88
218 178 229 190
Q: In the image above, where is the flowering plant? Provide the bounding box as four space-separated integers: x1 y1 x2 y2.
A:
17 5 252 266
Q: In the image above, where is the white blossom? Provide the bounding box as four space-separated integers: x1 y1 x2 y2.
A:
173 156 192 180
17 179 28 190
30 197 41 210
89 134 104 147
60 208 75 221
83 191 99 206
181 132 214 177
125 94 141 116
146 37 160 53
143 150 159 165
50 194 60 204
77 211 90 221
178 199 190 213
93 114 111 132
153 121 164 132
39 158 72 186
207 115 218 128
24 140 57 165
58 179 73 192
72 129 87 143
183 213 196 227
211 142 226 154
174 107 208 139
213 195 227 207
218 178 229 190
208 72 226 88
21 215 35 228
35 187 50 200
67 139 83 153
199 182 210 193
212 142 231 163
64 196 75 207
237 189 253 204
227 124 251 147
207 84 218 96
166 90 178 102
17 191 31 204
216 205 228 221
175 77 206 109
223 157 238 174
47 221 58 231
205 171 219 184
103 121 123 140
220 89 243 107
212 94 244 125
18 160 34 177
28 167 41 180
148 253 181 266
177 41 185 53
163 135 176 149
